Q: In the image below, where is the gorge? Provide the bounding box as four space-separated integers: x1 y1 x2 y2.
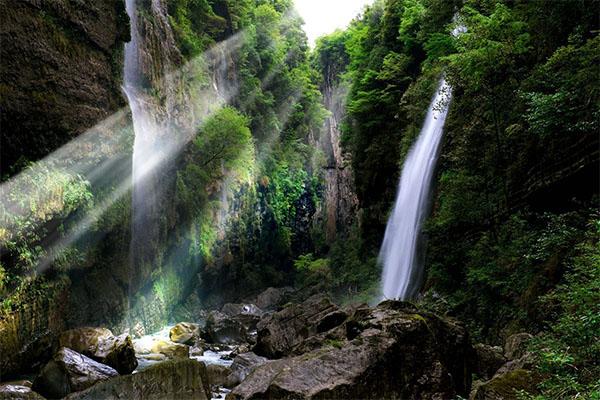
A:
0 0 598 399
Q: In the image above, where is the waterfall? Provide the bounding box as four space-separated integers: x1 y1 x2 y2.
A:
124 0 161 292
379 78 452 300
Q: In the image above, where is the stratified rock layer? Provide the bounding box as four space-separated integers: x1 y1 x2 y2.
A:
228 299 472 400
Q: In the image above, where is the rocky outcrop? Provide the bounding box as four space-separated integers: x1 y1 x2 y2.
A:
59 327 137 374
503 332 533 361
0 0 129 173
252 287 293 311
253 295 340 358
472 343 507 380
33 347 118 398
228 299 472 399
221 303 264 330
64 359 211 400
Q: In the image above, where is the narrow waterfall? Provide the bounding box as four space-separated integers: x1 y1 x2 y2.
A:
124 0 161 291
379 78 452 300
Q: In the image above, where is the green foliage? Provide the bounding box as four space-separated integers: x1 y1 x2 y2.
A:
525 222 600 399
0 165 93 288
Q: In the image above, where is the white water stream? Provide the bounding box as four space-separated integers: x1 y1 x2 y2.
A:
379 79 452 300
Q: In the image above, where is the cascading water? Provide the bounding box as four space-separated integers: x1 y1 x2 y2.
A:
124 0 161 292
379 78 452 300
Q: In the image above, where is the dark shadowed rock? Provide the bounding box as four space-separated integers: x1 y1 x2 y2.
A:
473 343 507 380
34 347 118 398
64 359 210 400
226 352 268 388
221 304 264 330
228 300 472 400
504 333 533 360
253 295 339 358
205 311 247 344
253 288 293 311
0 380 45 400
170 322 201 345
206 364 231 386
59 327 137 374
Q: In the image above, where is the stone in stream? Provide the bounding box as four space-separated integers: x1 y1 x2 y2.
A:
133 338 190 360
205 311 248 344
227 300 472 400
64 359 211 400
58 327 137 374
33 347 118 398
0 380 45 400
169 322 201 345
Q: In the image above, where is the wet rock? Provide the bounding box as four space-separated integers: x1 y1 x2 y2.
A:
59 327 137 374
34 347 118 398
205 311 247 344
504 333 533 360
253 295 339 358
221 304 264 330
206 364 231 386
473 343 507 380
469 369 539 400
64 359 211 400
227 352 268 388
253 287 293 311
228 300 472 400
170 322 201 345
133 338 190 360
0 380 44 400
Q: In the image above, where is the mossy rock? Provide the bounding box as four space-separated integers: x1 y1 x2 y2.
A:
470 369 539 400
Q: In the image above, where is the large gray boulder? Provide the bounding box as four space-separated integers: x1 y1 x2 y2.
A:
205 311 247 344
227 300 472 400
59 327 137 374
64 359 211 400
221 304 264 330
472 343 507 380
253 295 341 358
252 287 293 311
33 347 118 398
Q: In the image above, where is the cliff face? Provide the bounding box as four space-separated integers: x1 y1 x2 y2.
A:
0 0 130 175
314 75 358 244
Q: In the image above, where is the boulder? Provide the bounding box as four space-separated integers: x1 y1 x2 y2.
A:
504 333 533 360
170 322 201 345
206 364 231 386
227 300 472 400
473 343 507 380
253 287 293 311
205 311 247 344
64 359 211 400
221 304 264 330
227 352 268 388
469 369 539 400
133 338 190 360
33 347 118 398
253 295 340 358
59 327 137 374
0 381 45 400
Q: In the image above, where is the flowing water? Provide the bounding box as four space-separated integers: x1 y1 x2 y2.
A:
379 78 452 300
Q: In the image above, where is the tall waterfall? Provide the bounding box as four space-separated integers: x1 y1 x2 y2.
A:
124 0 161 291
379 78 452 300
